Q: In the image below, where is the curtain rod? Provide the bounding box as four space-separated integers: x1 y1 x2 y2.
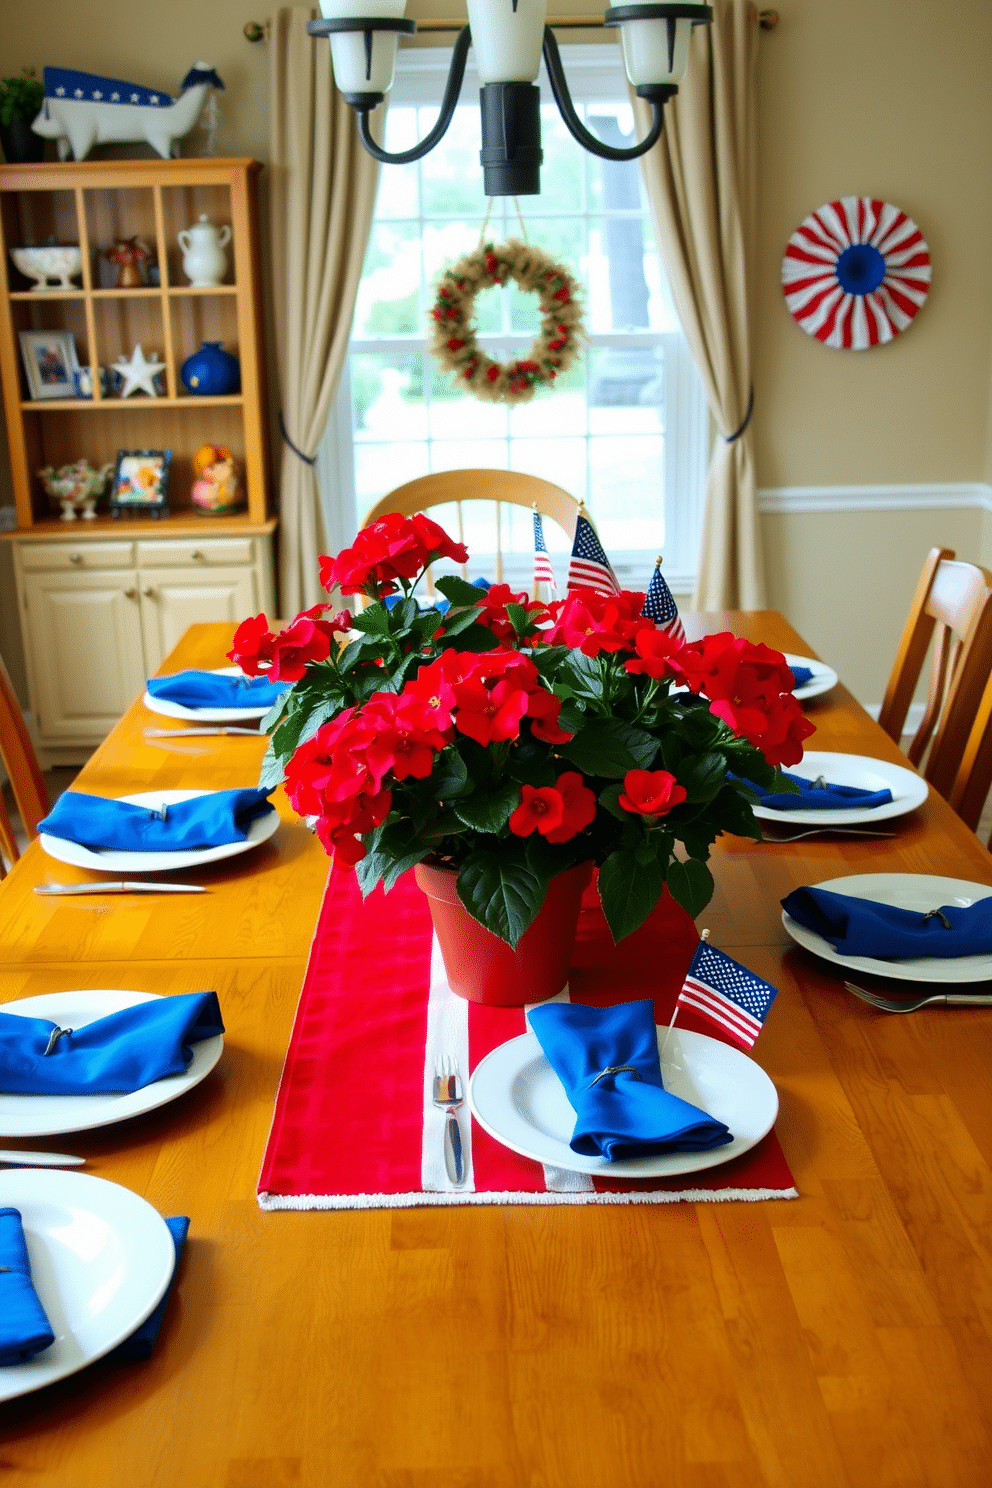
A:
243 11 779 42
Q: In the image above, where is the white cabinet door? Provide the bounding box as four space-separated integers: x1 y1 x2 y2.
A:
21 570 146 743
138 565 260 672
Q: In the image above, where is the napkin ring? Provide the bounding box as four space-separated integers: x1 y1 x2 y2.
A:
922 908 953 930
42 1026 72 1056
810 774 829 790
588 1064 641 1088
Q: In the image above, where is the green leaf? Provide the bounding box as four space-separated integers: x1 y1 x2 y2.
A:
710 783 763 841
439 605 486 638
436 574 490 607
381 848 431 892
349 604 392 636
431 748 470 799
440 621 504 653
452 781 520 833
355 849 387 898
457 849 546 947
597 849 664 943
393 597 418 629
559 719 658 779
410 609 446 642
295 697 339 748
259 688 292 735
677 751 727 804
597 782 629 823
666 857 714 919
257 737 286 791
504 602 530 635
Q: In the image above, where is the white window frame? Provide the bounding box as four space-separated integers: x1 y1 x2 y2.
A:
316 44 709 592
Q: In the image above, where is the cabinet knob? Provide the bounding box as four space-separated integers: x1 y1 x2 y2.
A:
125 587 138 600
143 586 157 599
69 551 82 565
191 549 205 561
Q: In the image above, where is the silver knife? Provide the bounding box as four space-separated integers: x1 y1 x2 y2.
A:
0 1150 85 1167
144 727 262 737
34 881 206 896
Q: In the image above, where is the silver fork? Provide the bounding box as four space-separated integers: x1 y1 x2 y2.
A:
762 827 898 843
432 1055 465 1185
843 980 992 1013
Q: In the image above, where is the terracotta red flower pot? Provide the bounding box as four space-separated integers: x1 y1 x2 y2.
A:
414 860 593 1006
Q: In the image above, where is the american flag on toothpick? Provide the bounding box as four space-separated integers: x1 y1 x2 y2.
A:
532 507 558 600
566 508 620 596
642 557 685 643
676 939 778 1050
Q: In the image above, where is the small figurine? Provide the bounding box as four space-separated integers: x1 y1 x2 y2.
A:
31 63 224 161
107 237 152 289
38 458 114 521
190 443 243 515
113 344 165 397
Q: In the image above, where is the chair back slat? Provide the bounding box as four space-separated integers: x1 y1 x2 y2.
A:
0 654 49 842
880 549 992 808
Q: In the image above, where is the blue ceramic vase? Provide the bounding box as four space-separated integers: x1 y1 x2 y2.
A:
180 341 240 396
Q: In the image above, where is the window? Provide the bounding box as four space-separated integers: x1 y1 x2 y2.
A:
317 44 708 592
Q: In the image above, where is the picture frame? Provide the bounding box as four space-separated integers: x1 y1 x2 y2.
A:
110 449 172 519
18 330 79 401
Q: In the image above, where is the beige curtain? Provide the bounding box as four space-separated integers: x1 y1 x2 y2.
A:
634 0 763 610
269 6 381 613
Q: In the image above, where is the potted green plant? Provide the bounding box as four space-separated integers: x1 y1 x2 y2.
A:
0 68 45 164
228 513 814 1007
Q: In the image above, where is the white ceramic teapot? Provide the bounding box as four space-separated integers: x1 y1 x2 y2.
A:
178 214 231 287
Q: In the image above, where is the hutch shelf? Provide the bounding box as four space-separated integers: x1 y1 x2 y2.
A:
0 158 276 764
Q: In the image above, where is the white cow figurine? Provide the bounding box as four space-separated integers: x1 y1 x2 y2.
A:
32 63 223 161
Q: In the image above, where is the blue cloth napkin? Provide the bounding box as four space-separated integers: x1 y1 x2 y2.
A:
107 1216 189 1363
782 885 992 959
527 999 733 1161
789 665 814 688
146 670 289 709
0 992 224 1095
37 788 274 852
752 771 893 811
0 1207 55 1365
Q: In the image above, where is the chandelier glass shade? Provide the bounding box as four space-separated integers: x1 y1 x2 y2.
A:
308 1 713 196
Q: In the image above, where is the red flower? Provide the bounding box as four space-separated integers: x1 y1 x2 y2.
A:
453 676 531 747
324 512 467 597
487 366 499 383
509 785 565 838
363 692 450 788
624 627 684 679
542 771 597 843
543 590 647 657
525 688 573 744
227 613 276 676
671 632 815 766
618 769 687 818
447 338 465 351
268 612 336 682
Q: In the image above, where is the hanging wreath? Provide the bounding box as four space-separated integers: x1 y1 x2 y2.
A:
428 239 584 404
781 197 931 350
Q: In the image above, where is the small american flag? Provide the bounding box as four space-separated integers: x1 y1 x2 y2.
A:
567 512 620 596
642 558 685 643
677 941 778 1050
533 510 558 598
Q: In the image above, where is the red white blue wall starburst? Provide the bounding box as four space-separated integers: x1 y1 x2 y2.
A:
782 198 931 350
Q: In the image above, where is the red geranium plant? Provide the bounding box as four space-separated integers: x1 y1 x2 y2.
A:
230 514 813 947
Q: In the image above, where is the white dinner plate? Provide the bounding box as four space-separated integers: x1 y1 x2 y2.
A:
39 788 280 874
782 872 992 983
0 990 224 1137
143 666 272 723
751 751 928 826
0 1168 175 1401
784 653 838 702
469 1026 779 1179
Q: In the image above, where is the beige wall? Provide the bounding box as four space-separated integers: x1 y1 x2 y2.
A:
3 2 992 712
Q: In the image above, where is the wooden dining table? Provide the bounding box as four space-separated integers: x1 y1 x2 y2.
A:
2 613 991 1487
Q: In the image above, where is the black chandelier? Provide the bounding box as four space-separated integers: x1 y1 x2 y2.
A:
308 2 713 197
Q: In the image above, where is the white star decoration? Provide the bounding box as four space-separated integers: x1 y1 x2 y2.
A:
74 88 83 98
113 345 165 398
111 91 120 101
55 86 65 96
92 90 102 99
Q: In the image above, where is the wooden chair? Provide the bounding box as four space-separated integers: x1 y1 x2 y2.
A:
947 670 992 836
0 651 50 860
877 547 992 801
360 469 580 595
